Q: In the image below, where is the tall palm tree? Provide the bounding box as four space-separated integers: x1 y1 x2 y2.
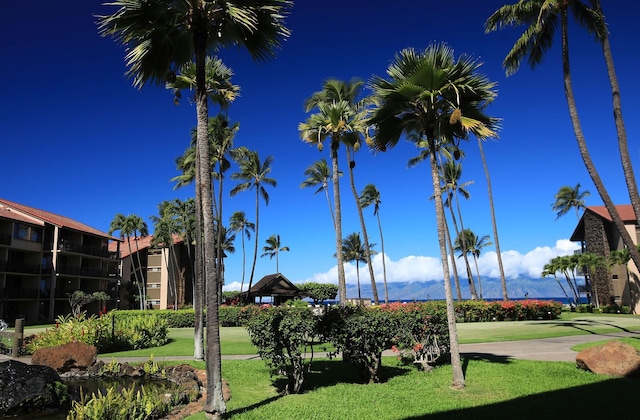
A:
261 234 290 273
109 213 144 310
345 142 380 304
150 201 182 309
128 215 149 309
579 251 607 307
440 159 479 300
98 2 291 413
485 1 640 275
299 79 369 304
230 149 276 298
359 184 389 303
542 261 572 304
589 1 640 225
454 229 493 300
301 158 338 228
368 43 499 389
229 211 255 293
552 183 590 220
341 232 371 301
477 137 508 300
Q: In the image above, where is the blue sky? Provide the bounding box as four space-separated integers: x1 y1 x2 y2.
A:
2 1 639 298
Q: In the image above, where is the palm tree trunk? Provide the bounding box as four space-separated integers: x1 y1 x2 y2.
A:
246 187 260 300
454 194 479 299
331 138 347 304
592 0 640 225
560 8 640 277
324 182 336 228
478 138 508 300
376 212 389 303
473 255 483 300
133 236 147 309
356 262 362 300
444 218 463 301
429 140 464 388
195 45 225 417
240 232 246 293
346 148 379 304
193 164 205 361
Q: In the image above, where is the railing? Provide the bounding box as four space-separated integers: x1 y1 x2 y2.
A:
0 233 11 246
56 241 111 258
2 288 40 299
57 265 109 278
0 261 41 275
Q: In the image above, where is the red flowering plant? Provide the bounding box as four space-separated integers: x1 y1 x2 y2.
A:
381 302 449 372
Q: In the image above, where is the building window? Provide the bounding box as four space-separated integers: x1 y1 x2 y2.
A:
13 223 42 242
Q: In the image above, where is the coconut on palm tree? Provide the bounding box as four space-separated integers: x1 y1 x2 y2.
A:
230 149 276 300
368 43 499 389
261 234 290 273
485 1 640 276
97 2 292 415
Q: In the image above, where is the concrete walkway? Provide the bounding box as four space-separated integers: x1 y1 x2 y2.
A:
3 329 638 365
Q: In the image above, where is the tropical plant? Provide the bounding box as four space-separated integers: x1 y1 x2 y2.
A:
341 232 374 301
359 184 389 303
299 78 368 304
552 183 590 220
230 149 276 299
229 211 255 293
297 282 339 305
368 43 499 388
454 229 493 300
485 1 640 274
301 158 338 227
476 137 509 300
108 214 149 310
579 251 607 307
67 291 111 317
261 234 290 273
440 158 479 300
97 1 292 416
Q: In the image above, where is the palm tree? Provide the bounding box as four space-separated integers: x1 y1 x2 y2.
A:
590 1 640 226
299 79 368 304
368 43 499 388
477 137 508 300
542 261 573 305
359 184 389 303
261 234 290 273
440 159 479 300
454 229 493 300
301 158 338 228
579 251 607 307
230 149 276 299
109 213 144 310
150 201 182 309
485 1 640 275
97 2 292 413
341 232 370 301
552 183 590 220
229 211 255 293
128 215 149 308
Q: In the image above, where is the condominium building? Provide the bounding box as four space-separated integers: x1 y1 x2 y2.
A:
0 199 121 323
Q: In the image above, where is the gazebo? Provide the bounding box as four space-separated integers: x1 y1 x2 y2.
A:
242 273 301 305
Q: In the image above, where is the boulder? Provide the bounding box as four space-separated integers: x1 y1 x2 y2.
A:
576 340 640 377
0 360 71 416
32 341 97 373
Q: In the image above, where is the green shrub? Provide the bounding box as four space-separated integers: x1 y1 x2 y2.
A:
219 305 242 327
246 306 320 394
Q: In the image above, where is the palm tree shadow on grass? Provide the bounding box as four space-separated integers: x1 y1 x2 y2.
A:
399 377 639 419
224 395 283 418
544 319 640 335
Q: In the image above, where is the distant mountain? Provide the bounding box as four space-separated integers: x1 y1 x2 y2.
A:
347 276 570 302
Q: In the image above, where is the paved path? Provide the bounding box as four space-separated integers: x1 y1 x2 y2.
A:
4 330 638 365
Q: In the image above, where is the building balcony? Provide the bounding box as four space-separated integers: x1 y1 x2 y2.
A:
0 260 41 275
2 287 40 299
48 241 111 258
57 265 110 278
0 233 11 246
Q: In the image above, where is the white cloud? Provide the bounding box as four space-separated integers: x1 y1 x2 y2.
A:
298 239 581 285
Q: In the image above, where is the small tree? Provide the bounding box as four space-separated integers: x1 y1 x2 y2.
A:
297 282 338 305
68 291 111 317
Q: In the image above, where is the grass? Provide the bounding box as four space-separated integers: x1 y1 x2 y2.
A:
176 356 639 419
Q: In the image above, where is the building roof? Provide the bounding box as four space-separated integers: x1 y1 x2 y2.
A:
570 204 635 242
109 234 185 258
0 198 116 239
245 273 300 297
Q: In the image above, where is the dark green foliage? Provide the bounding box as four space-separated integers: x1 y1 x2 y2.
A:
246 306 320 394
455 299 562 322
297 282 339 304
